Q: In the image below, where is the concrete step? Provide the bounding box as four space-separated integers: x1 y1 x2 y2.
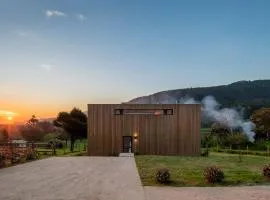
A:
119 153 134 157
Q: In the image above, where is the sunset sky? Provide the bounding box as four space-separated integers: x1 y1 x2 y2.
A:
1 0 270 123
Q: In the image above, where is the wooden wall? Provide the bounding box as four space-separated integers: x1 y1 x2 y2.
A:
87 104 201 156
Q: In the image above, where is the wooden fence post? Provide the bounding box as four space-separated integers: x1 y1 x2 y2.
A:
84 141 86 151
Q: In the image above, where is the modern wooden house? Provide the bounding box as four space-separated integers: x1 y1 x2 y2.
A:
87 104 201 156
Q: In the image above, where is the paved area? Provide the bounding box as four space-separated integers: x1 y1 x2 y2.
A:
144 186 270 200
2 157 270 200
0 157 145 200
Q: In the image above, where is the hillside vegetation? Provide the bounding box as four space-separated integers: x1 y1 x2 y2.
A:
129 80 270 117
129 80 270 106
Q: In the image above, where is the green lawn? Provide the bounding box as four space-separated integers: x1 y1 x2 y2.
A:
36 139 87 156
135 152 270 186
200 128 211 134
58 140 87 156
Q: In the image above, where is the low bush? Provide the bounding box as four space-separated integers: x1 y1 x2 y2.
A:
48 139 64 149
26 150 38 161
249 142 268 151
263 164 270 179
0 154 6 168
203 166 224 184
156 168 170 184
12 153 23 164
201 149 209 157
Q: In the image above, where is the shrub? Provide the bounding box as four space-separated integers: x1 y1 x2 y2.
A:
223 132 249 149
203 166 224 184
0 154 6 168
201 149 209 157
156 168 170 184
12 153 22 164
48 139 64 149
263 164 270 179
26 150 38 161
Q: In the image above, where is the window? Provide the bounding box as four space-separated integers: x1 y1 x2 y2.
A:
164 109 173 115
114 109 123 115
123 109 164 115
113 109 173 115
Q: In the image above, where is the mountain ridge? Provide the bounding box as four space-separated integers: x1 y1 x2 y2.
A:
128 80 270 108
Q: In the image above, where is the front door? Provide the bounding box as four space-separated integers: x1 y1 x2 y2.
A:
123 136 132 153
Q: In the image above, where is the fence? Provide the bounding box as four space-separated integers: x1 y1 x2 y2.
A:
0 142 35 163
208 145 270 157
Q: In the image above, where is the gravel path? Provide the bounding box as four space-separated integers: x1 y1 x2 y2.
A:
144 186 270 200
0 157 145 200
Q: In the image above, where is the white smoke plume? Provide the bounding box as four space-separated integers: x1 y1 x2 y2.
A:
129 94 256 141
180 96 256 142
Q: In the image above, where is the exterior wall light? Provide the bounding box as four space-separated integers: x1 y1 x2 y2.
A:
133 132 138 141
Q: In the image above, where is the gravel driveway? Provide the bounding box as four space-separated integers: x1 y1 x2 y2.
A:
1 157 270 200
144 186 270 200
0 157 144 200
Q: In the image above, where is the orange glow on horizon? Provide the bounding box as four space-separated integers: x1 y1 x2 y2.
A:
0 100 87 123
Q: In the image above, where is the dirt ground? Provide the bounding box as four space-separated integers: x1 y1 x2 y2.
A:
0 157 145 200
144 185 270 200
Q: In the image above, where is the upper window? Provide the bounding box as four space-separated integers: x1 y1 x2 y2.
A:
114 109 173 115
164 109 173 115
114 109 123 115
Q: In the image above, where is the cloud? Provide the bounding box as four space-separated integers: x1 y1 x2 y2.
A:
13 30 32 37
0 110 17 117
17 31 28 37
40 64 53 71
76 14 87 21
45 10 67 18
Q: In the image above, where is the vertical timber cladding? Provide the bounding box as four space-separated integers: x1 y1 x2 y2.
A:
88 104 201 156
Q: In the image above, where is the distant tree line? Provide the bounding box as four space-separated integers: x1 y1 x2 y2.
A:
1 108 87 152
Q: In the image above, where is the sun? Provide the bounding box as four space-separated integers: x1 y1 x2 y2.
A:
7 116 13 121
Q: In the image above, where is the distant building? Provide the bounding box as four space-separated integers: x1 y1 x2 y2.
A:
11 139 27 147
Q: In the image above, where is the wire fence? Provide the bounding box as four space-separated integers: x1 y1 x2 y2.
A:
206 145 270 157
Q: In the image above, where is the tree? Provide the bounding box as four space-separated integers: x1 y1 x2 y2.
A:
20 116 55 142
27 115 39 125
211 122 231 135
223 132 248 149
0 128 9 142
54 127 69 146
54 108 87 152
38 121 55 133
251 108 270 140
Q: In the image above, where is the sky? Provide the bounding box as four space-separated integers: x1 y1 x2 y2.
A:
0 0 270 122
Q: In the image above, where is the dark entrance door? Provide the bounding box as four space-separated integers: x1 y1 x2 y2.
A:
123 136 132 153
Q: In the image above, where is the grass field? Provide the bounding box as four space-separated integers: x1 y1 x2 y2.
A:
55 140 87 156
135 152 270 186
36 140 87 156
200 128 211 134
